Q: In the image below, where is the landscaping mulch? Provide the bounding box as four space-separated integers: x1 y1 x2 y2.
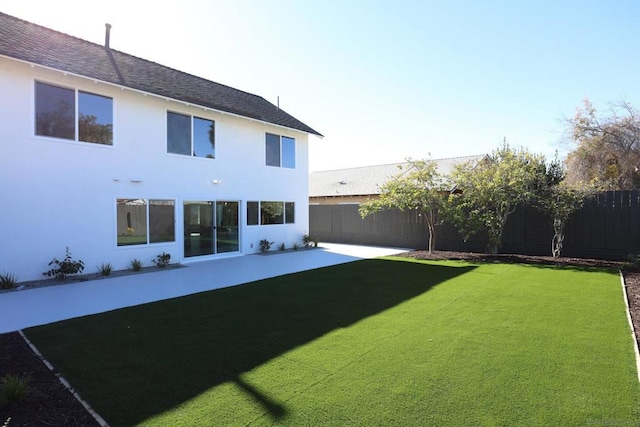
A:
0 332 99 426
1 250 639 426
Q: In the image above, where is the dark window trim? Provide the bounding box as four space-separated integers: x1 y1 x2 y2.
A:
246 200 296 226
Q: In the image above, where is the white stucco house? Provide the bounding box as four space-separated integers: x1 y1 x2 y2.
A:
0 12 322 281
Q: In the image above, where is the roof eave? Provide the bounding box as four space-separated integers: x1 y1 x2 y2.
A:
0 53 322 137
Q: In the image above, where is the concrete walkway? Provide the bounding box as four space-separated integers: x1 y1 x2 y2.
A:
0 243 408 334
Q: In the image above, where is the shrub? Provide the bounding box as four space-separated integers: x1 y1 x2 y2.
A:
0 374 30 406
130 259 143 272
292 242 300 250
624 253 640 271
0 273 18 290
97 262 113 276
278 243 286 251
259 239 273 253
152 252 171 268
303 234 319 248
42 247 85 281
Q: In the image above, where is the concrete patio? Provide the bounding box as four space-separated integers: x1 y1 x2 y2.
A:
0 243 408 333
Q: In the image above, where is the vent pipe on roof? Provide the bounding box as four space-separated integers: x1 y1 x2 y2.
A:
105 23 112 49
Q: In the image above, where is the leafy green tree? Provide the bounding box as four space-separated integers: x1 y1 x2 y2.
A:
359 158 447 253
535 154 596 257
565 99 640 190
447 142 546 255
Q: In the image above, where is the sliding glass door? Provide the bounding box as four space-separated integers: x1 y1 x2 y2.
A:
215 201 239 253
183 200 238 258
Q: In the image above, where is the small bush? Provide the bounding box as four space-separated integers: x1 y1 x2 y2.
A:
278 243 286 251
0 273 18 290
303 234 319 248
624 253 640 271
97 262 113 276
42 247 85 281
292 242 300 250
0 374 30 406
259 239 274 253
130 259 143 272
152 252 171 268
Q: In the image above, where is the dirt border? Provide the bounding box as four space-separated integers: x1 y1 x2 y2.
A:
17 331 108 427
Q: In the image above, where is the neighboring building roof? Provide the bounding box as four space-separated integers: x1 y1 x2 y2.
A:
309 155 485 198
0 12 322 137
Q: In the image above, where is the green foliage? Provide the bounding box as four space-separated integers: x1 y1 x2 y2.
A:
97 262 113 277
260 202 283 224
292 242 300 250
130 259 143 272
623 254 640 271
534 154 596 257
447 142 546 255
79 113 113 145
0 374 30 406
0 273 18 290
152 252 171 268
359 158 447 252
278 243 286 251
259 239 273 253
42 247 85 281
302 234 319 248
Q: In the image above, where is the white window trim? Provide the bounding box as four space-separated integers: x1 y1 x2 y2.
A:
166 110 216 160
32 80 116 148
115 198 178 248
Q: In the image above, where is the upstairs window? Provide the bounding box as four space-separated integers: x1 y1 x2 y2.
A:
266 133 295 168
35 82 113 145
167 112 215 158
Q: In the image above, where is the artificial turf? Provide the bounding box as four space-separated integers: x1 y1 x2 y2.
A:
25 258 640 425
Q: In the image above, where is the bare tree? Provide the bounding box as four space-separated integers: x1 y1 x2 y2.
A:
565 99 640 190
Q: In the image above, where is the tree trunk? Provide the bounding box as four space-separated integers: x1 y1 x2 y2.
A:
552 218 565 258
427 220 435 253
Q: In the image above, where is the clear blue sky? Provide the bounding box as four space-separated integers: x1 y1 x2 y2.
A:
5 1 640 171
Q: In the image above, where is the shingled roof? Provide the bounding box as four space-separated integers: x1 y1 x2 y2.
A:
0 12 322 137
309 155 485 198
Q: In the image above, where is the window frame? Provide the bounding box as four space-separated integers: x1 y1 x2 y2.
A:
246 201 295 226
116 198 176 247
265 133 295 169
167 111 216 159
34 81 114 146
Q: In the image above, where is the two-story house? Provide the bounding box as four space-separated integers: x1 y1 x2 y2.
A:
0 12 322 281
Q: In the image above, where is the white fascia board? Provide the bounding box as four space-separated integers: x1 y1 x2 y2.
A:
2 54 313 137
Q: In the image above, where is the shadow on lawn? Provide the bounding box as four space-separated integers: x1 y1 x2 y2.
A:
25 258 475 425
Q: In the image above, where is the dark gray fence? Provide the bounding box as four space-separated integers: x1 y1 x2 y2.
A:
309 190 640 260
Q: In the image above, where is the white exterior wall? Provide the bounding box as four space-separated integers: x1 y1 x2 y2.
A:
0 57 311 281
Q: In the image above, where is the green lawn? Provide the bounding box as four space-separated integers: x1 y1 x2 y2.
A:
25 258 640 426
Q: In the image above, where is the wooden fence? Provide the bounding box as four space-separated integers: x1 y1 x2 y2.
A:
309 190 640 260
